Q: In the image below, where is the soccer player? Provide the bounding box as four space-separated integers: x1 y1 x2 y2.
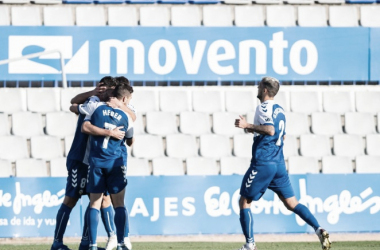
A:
234 77 332 250
51 77 125 250
79 84 134 250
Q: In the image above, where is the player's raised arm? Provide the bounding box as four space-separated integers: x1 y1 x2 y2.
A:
235 115 275 136
71 83 107 105
107 97 137 122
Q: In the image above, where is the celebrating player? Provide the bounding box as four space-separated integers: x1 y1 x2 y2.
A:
78 84 134 250
234 77 332 250
51 77 126 250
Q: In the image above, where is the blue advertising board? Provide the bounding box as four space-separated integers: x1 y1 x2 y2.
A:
0 27 372 81
370 28 380 80
0 175 379 238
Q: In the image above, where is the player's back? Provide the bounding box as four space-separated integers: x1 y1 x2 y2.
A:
251 100 286 164
87 103 130 168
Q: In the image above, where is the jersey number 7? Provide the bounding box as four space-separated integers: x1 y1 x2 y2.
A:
103 122 117 149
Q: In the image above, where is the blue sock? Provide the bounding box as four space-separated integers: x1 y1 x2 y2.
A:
293 203 320 231
124 208 130 237
114 207 127 244
239 208 254 244
88 208 100 246
52 204 72 247
80 205 90 246
101 205 116 237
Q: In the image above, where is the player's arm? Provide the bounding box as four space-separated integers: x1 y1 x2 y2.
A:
69 103 79 114
82 121 125 140
70 83 106 105
235 115 275 136
107 97 136 122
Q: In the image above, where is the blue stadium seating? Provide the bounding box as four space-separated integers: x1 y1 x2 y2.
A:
158 0 188 3
126 0 156 3
95 0 124 3
189 0 220 3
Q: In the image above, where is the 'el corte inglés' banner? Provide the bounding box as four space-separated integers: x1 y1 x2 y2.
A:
0 27 376 81
0 175 379 237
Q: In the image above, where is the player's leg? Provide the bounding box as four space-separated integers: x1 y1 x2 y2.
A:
237 163 277 250
269 163 331 250
101 194 117 250
79 204 90 250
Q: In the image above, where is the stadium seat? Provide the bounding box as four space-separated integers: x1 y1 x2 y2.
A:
60 88 86 112
285 0 313 3
186 157 219 175
31 136 63 160
160 90 192 113
126 158 151 176
300 134 331 159
0 160 13 177
203 6 233 27
126 0 156 3
360 6 380 27
95 0 124 3
132 134 164 159
140 7 170 26
0 6 10 26
234 6 264 27
0 89 26 114
366 134 380 156
333 134 364 160
108 7 138 26
200 134 231 158
192 90 224 113
63 0 92 3
225 90 257 113
152 157 185 176
253 0 281 3
233 134 253 158
179 111 211 136
0 136 28 162
286 113 310 136
323 91 355 114
46 112 77 138
356 156 380 173
213 112 244 136
356 91 380 114
275 91 290 112
146 112 178 136
290 91 322 114
50 158 68 177
283 135 298 159
76 7 106 26
345 112 376 136
311 112 342 136
64 135 74 156
133 113 145 135
223 0 251 4
166 134 198 159
11 7 42 26
220 157 250 175
130 90 159 113
322 156 353 174
171 6 201 26
33 0 63 4
44 6 74 26
288 156 319 174
27 88 60 113
0 114 10 136
329 6 359 27
12 112 44 138
16 159 48 177
298 6 327 27
159 0 188 3
378 113 380 133
266 6 296 27
316 0 344 3
246 112 255 124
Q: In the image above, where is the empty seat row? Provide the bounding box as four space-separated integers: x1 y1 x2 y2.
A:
2 88 380 115
0 5 379 27
2 155 379 178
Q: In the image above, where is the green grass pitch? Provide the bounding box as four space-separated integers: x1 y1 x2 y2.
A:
2 242 380 250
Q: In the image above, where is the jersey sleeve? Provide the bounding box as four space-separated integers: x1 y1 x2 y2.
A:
127 104 137 114
125 114 134 139
78 96 100 116
256 104 274 126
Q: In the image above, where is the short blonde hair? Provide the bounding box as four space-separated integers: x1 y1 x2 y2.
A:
261 77 280 97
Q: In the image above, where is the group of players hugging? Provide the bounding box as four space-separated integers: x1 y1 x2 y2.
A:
50 76 332 250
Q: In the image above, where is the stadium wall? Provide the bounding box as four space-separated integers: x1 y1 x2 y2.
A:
0 27 379 81
0 175 379 237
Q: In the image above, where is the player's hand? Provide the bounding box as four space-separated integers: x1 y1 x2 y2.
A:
110 126 125 140
107 97 123 108
93 83 107 96
235 115 248 129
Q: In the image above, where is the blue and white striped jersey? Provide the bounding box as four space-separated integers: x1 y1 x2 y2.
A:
251 100 286 164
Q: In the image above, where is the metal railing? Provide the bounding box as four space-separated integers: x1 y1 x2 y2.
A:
0 49 67 88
